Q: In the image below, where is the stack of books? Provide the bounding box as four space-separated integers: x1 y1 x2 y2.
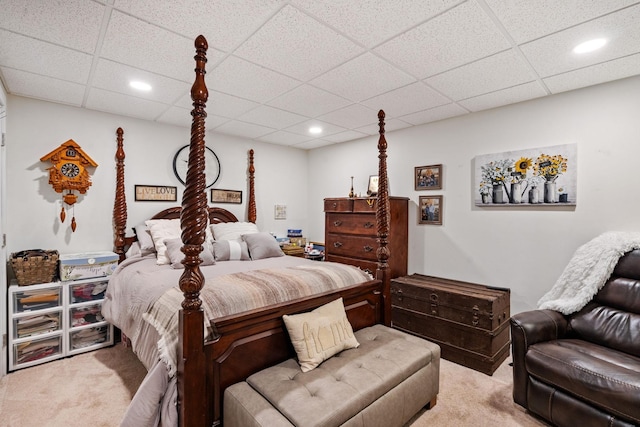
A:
282 245 305 257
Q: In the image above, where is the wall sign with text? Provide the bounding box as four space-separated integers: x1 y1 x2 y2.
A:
135 185 177 202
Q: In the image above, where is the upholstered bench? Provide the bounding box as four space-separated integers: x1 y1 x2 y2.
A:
224 324 440 427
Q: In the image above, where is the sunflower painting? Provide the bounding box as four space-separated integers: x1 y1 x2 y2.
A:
474 144 577 207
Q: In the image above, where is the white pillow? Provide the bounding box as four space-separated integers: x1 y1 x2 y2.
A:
282 298 359 372
146 218 214 265
210 222 259 241
146 219 181 265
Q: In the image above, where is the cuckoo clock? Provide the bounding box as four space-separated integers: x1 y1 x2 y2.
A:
40 139 98 231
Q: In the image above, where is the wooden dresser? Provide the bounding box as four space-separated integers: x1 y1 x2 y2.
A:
324 197 408 278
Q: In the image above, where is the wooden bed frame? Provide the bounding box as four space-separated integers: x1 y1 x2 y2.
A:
112 35 393 427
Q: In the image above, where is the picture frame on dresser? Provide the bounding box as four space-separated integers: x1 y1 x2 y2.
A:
415 164 442 190
367 175 379 196
419 195 443 225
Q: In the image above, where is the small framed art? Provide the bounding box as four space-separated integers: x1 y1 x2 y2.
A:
210 189 242 204
274 204 287 220
415 164 442 190
419 195 443 225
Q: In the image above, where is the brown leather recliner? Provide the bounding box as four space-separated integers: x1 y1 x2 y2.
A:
510 249 640 427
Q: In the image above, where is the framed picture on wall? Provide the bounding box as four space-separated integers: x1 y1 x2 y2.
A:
419 195 443 225
415 164 442 190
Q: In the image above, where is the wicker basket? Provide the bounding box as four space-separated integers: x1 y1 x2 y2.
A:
11 249 59 286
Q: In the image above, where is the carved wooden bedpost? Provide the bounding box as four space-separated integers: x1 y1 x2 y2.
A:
248 149 257 223
113 127 127 263
375 110 392 326
178 34 209 427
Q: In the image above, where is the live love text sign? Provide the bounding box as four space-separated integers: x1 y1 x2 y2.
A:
135 185 177 202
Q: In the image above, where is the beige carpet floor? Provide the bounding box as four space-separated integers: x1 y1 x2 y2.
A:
0 344 549 427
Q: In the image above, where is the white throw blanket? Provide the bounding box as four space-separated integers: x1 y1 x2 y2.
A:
537 231 640 315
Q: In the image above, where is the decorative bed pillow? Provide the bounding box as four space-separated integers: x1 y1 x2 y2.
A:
164 238 215 269
134 223 155 255
146 219 181 265
242 232 284 260
283 298 359 372
211 239 250 261
146 218 214 265
211 222 259 241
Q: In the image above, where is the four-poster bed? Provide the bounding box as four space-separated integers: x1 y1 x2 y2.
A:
107 35 394 427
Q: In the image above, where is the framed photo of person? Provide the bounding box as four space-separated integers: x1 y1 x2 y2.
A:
415 164 442 190
419 195 443 225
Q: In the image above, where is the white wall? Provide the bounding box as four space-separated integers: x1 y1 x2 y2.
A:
308 75 640 315
4 96 309 256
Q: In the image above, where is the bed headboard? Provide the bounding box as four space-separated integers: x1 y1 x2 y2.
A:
112 129 256 262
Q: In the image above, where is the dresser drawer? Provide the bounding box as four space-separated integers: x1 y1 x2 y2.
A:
324 198 353 212
326 234 378 261
353 198 378 212
326 213 376 236
325 254 378 276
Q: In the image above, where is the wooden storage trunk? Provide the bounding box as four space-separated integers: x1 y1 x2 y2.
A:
391 274 510 375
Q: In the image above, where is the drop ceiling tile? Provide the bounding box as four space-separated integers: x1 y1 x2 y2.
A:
215 120 276 139
311 53 415 102
374 1 511 79
399 103 468 126
426 50 537 101
321 130 368 143
291 0 462 48
521 4 640 77
484 0 638 44
292 139 335 149
1 67 85 106
317 104 378 129
209 55 300 103
355 118 413 135
0 30 92 84
100 11 225 82
92 59 190 103
234 5 363 81
285 119 347 137
543 53 640 93
113 0 283 52
237 105 307 129
257 130 313 146
267 84 351 117
0 0 104 52
361 82 450 116
85 87 170 120
458 81 547 112
156 106 192 128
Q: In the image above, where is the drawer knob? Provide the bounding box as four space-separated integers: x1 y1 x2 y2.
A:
332 202 337 208
333 220 343 227
333 241 343 248
363 245 373 252
363 221 374 229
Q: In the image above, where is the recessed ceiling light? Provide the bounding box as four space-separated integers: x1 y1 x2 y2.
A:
573 38 607 54
130 80 152 91
309 126 322 135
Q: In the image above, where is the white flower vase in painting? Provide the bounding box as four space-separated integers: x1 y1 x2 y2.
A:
544 181 557 203
492 184 504 204
528 187 539 204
